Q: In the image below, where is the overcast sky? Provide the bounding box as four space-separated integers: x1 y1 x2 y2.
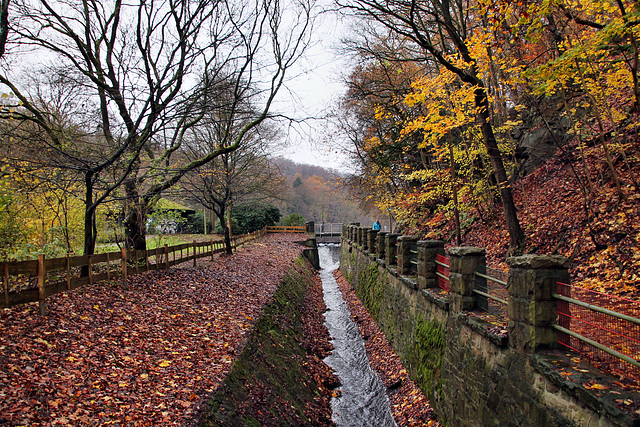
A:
271 4 354 173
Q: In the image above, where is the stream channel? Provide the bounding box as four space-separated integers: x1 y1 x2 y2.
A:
318 244 397 427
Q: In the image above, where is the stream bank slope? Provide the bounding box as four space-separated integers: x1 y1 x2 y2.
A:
200 256 338 426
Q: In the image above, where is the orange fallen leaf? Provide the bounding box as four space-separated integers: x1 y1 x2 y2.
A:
583 382 609 390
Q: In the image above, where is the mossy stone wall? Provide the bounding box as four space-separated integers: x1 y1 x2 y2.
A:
340 243 631 427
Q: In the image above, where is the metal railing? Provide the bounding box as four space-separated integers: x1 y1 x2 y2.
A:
409 246 418 275
266 225 306 233
314 223 343 235
435 254 450 292
554 282 640 381
473 266 508 317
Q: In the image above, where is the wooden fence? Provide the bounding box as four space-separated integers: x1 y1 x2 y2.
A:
265 225 306 233
1 228 267 315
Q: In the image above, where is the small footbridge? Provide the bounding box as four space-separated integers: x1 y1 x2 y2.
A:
314 222 343 244
266 221 344 243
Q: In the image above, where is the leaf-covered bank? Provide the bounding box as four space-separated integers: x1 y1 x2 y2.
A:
0 234 309 426
201 256 337 426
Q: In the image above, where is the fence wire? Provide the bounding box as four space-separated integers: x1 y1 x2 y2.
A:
476 266 509 319
556 282 640 381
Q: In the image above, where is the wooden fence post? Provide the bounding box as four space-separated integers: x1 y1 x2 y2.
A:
3 263 9 307
165 244 169 269
37 254 47 316
88 255 93 285
145 249 149 272
66 255 71 290
106 253 111 281
210 240 214 261
135 250 139 275
193 240 197 267
121 248 128 286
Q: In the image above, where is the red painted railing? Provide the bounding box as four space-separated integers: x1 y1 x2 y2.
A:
436 254 450 292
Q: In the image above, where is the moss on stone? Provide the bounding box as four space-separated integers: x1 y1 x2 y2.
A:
409 316 446 401
201 257 322 426
357 263 382 317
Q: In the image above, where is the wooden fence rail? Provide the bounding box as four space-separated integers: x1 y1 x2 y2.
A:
1 228 268 314
265 225 306 233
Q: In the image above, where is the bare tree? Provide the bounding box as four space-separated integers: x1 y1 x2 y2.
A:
0 75 121 256
180 107 286 254
0 0 313 253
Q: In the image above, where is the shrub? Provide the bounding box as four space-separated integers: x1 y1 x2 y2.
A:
282 213 305 226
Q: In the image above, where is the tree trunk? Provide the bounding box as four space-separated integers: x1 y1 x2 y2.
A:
210 209 216 234
223 224 232 255
124 207 147 251
124 180 147 251
213 205 233 255
0 0 9 59
475 86 524 250
83 172 97 256
226 204 232 234
449 133 462 246
225 205 233 254
81 172 98 277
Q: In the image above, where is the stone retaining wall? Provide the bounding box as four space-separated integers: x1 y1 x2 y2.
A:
340 226 637 427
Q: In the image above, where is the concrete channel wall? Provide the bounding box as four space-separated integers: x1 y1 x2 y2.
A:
339 226 637 427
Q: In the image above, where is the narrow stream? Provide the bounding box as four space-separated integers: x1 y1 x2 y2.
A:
318 244 397 427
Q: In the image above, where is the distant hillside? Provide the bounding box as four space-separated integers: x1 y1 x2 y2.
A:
271 157 375 226
273 157 336 181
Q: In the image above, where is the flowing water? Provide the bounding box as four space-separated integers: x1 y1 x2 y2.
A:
318 244 397 427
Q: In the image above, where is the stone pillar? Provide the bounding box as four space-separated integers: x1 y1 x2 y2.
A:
362 227 372 251
349 225 356 242
397 236 419 275
305 221 315 233
417 240 445 290
507 254 569 352
385 233 399 266
302 237 320 269
368 229 379 255
449 247 485 313
377 232 387 261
